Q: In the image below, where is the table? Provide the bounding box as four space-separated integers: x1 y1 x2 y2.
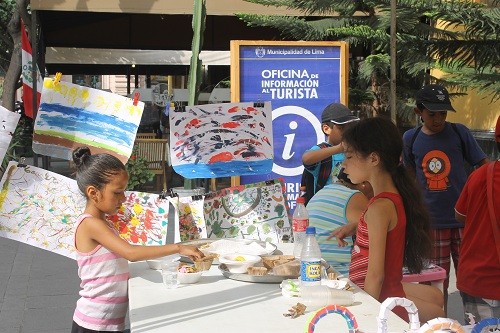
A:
128 245 411 333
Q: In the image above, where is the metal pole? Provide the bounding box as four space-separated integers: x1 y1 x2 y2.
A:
390 0 397 123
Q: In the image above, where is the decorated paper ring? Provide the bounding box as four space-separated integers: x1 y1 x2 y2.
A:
305 305 358 333
471 317 500 333
418 317 465 333
377 297 420 333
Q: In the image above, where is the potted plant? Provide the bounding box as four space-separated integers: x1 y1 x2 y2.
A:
125 147 155 190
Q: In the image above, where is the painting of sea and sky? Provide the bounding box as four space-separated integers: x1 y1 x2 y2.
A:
33 78 144 163
170 102 273 178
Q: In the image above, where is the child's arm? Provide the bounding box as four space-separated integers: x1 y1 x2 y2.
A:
302 144 343 165
363 199 394 300
79 217 204 262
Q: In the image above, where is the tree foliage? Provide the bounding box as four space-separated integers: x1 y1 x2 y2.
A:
238 0 500 121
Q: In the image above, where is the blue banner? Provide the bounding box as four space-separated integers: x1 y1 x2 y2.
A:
234 42 348 209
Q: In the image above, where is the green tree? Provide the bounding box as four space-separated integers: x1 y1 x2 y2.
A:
237 0 500 123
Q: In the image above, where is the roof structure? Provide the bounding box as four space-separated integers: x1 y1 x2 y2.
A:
31 0 302 74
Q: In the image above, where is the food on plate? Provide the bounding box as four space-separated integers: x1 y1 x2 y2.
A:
261 255 295 269
234 256 246 262
247 266 268 276
178 265 198 273
194 253 217 271
271 259 300 277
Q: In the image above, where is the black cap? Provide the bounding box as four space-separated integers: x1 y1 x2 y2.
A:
415 84 456 112
321 103 359 125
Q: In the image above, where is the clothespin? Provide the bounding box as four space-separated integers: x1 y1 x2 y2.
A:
159 190 167 200
254 100 265 108
53 72 62 85
175 105 186 112
17 157 27 167
133 92 140 106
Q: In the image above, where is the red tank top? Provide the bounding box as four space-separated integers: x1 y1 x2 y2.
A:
349 192 408 321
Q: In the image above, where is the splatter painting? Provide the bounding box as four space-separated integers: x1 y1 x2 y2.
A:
32 78 144 164
0 161 170 259
0 106 21 163
0 161 85 258
107 191 169 246
203 178 292 243
169 102 273 178
168 195 206 242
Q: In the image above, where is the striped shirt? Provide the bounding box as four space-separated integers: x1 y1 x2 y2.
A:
307 184 359 275
73 214 129 332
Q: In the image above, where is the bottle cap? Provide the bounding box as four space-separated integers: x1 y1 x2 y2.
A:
296 197 305 204
306 226 316 234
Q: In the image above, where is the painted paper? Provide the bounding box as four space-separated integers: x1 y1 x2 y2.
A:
107 191 169 246
203 179 292 243
0 162 170 259
32 78 145 163
169 101 273 178
168 195 206 243
0 106 21 163
0 161 85 258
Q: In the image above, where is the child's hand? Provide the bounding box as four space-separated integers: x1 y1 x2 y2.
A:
179 245 204 261
327 222 357 247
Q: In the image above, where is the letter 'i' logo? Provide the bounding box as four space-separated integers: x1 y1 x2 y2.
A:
282 121 298 160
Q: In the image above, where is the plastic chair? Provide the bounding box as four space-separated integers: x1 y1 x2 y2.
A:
133 138 168 191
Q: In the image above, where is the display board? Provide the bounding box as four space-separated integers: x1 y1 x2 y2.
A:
230 41 348 208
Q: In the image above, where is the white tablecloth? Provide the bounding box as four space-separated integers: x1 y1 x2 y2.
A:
128 244 410 333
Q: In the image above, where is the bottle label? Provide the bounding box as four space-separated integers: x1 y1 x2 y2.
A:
292 218 309 232
300 260 321 282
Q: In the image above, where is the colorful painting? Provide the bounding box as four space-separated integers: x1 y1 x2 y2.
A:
169 101 273 178
107 191 169 246
0 106 21 163
32 78 145 164
203 179 292 243
168 195 206 242
0 161 85 258
0 161 170 259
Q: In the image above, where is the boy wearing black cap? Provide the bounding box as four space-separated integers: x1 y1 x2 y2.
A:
402 84 489 312
454 115 500 324
301 103 359 202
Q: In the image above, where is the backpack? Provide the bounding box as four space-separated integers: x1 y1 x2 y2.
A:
407 123 466 171
300 142 332 206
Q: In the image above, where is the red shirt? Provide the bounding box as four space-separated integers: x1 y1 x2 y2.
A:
455 162 500 300
350 192 408 321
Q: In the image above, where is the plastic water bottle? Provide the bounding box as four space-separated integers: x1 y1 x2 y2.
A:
292 197 309 258
300 226 322 286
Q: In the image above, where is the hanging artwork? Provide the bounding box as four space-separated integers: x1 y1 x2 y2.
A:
32 78 144 164
0 106 21 163
0 161 85 258
167 194 206 243
107 191 170 246
203 179 292 243
169 101 273 178
0 161 170 259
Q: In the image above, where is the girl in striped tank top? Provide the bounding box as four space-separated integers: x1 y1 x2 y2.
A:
71 147 204 333
341 117 444 323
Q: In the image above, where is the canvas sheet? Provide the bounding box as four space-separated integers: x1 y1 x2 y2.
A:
0 162 169 259
0 106 21 163
32 78 144 164
167 194 206 243
203 179 292 243
169 101 273 178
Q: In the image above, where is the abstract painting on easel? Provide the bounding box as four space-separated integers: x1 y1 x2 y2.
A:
32 78 144 164
169 102 273 178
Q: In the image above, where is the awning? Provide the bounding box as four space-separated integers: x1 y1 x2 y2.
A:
45 48 230 66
